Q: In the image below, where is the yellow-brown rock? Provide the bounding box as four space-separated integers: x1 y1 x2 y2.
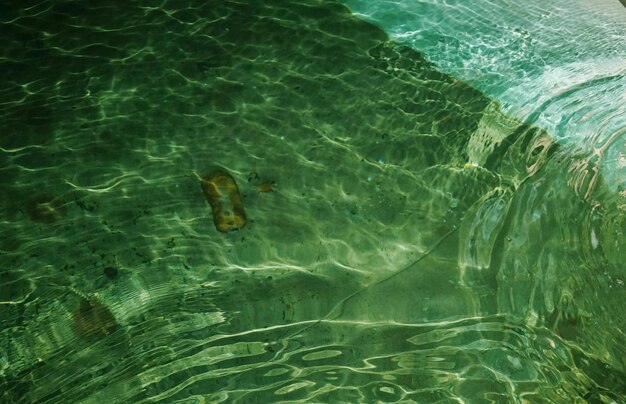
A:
257 181 275 193
201 169 247 232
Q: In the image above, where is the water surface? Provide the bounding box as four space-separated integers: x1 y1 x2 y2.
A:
1 0 625 402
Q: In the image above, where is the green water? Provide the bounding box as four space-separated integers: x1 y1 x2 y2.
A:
1 0 625 402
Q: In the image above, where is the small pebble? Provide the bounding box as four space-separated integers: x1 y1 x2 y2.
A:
103 266 118 279
257 181 275 193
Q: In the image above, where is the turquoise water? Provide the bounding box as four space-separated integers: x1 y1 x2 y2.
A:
1 0 625 402
342 0 626 188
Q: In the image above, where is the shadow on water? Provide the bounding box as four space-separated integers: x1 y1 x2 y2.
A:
1 0 625 402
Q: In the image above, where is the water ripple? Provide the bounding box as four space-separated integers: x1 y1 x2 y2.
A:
1 0 625 402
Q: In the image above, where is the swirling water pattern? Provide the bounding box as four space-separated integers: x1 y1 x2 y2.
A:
0 0 625 402
341 0 626 190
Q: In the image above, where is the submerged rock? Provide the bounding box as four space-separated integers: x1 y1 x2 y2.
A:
200 169 247 232
72 296 118 339
103 266 119 280
257 181 275 193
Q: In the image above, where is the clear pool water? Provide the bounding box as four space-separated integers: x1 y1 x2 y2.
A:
1 0 625 402
342 0 626 191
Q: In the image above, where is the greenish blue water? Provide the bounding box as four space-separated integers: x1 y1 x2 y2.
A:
0 0 625 402
342 0 626 189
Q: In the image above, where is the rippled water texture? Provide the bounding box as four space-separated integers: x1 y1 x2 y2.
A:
342 0 626 185
1 0 625 402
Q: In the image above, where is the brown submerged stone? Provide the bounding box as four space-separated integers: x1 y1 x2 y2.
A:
257 181 275 193
72 297 118 338
200 169 247 232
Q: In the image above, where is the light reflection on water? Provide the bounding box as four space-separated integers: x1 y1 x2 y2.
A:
0 0 625 402
342 0 626 190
